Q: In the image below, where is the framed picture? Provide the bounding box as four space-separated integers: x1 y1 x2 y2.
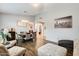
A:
54 16 72 28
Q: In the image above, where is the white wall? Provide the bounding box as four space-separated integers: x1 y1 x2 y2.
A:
35 3 79 43
0 14 35 33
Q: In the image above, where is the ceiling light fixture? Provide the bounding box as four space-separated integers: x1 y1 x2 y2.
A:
32 3 40 7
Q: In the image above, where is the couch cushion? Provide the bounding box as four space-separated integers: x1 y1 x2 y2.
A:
0 44 9 56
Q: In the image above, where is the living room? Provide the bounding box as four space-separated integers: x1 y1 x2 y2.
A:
0 3 79 56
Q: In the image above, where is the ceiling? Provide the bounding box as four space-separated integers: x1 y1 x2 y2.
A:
0 3 78 16
0 3 44 16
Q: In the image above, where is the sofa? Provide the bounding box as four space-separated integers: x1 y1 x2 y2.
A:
5 40 16 49
0 43 26 56
58 40 73 56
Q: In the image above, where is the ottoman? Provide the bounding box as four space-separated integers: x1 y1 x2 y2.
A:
38 43 67 56
8 46 26 56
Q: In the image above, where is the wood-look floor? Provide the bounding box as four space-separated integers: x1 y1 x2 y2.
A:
18 40 37 56
17 40 73 56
